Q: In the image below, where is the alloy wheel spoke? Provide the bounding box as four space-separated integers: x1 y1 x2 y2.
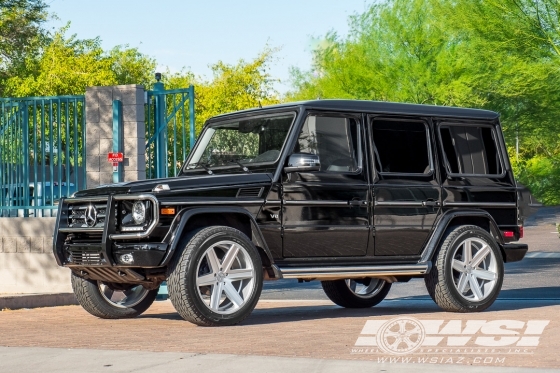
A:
227 268 254 281
472 268 497 281
457 273 469 293
452 259 466 272
470 245 490 267
469 275 484 300
463 240 473 263
197 273 216 287
223 281 244 308
210 281 224 310
206 248 221 273
221 244 240 273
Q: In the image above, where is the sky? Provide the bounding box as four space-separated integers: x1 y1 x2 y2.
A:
45 0 370 94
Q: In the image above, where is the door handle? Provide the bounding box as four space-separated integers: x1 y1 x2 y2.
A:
349 199 367 206
422 200 440 207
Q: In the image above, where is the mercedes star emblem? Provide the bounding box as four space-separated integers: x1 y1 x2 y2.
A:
84 204 98 227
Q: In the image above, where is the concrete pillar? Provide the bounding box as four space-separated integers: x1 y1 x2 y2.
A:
85 85 146 189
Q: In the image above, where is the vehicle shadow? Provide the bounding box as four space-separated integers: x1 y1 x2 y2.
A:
140 287 560 323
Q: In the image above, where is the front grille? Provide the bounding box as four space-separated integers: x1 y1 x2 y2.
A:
68 202 107 228
68 249 104 265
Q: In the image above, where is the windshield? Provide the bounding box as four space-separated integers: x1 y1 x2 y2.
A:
185 113 295 171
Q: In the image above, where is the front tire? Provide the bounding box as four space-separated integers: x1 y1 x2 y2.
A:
424 225 504 312
167 226 263 326
71 272 158 319
321 278 391 308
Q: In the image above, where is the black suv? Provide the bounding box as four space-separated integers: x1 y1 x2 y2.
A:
54 100 528 326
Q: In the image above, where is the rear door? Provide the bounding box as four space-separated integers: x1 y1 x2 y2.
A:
370 116 442 257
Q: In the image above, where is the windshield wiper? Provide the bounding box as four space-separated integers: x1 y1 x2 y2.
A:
227 160 252 174
187 162 213 174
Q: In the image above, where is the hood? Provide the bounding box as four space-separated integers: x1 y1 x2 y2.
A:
73 173 273 197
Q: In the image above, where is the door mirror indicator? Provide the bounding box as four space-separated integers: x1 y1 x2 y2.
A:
284 153 321 173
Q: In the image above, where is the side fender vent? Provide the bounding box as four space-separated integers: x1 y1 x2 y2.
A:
236 187 264 198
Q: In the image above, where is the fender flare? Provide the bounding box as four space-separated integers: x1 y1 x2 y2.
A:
419 209 505 265
159 207 275 267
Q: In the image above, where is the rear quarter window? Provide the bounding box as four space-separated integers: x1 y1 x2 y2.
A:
438 124 503 176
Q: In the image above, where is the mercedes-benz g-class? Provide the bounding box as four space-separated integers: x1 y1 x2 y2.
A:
54 100 528 326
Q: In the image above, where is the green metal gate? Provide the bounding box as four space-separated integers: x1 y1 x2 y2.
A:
145 81 195 179
0 96 86 217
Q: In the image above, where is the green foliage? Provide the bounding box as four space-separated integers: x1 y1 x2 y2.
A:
3 26 156 97
289 0 560 205
0 0 48 95
165 48 280 135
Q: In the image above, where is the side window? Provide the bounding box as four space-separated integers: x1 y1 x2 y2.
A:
439 125 503 175
372 119 431 174
295 115 361 173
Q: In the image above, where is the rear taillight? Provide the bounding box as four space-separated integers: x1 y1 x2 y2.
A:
519 225 524 239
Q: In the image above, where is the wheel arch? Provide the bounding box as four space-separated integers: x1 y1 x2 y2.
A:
160 207 275 273
420 209 505 266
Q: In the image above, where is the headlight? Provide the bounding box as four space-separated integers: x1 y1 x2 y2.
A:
132 201 146 224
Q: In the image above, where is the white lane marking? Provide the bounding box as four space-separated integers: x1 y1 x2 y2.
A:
525 251 560 258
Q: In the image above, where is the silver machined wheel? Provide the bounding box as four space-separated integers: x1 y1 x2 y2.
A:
451 237 498 302
195 240 256 315
98 282 150 309
344 278 385 299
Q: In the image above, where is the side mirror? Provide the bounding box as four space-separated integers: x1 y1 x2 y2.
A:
284 153 321 173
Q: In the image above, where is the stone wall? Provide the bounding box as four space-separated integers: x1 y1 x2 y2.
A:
0 218 72 294
84 84 146 188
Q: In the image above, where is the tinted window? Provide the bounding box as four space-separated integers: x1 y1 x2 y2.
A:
295 115 361 173
372 119 431 174
439 125 502 175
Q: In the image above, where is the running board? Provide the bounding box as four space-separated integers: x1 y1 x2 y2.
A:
275 263 430 280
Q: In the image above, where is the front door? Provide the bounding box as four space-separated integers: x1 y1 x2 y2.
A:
370 116 441 257
282 113 370 257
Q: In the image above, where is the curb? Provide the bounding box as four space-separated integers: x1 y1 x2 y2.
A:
0 293 78 310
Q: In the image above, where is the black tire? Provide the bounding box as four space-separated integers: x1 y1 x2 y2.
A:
166 226 263 326
424 225 504 313
321 278 392 308
71 272 158 319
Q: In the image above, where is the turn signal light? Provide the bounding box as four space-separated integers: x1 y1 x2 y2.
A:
161 207 176 215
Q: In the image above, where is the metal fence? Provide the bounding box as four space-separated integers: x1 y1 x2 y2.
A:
145 83 195 179
0 96 86 217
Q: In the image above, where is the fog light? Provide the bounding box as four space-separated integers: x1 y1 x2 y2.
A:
120 254 134 264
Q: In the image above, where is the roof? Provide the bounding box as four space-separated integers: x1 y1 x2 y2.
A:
211 99 499 121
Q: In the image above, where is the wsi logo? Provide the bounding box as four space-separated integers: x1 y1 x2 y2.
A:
355 317 550 355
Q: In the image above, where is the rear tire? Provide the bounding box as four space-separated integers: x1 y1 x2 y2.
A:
71 272 158 319
424 225 504 313
321 278 391 308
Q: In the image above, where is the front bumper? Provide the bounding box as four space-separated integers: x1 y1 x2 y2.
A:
62 242 168 267
501 243 528 263
53 195 169 268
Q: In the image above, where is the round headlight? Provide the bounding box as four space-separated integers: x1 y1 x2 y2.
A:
132 201 146 224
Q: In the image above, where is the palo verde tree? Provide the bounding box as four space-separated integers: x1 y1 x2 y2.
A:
290 0 560 204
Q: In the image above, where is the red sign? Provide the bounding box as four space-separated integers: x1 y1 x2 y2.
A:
107 152 124 162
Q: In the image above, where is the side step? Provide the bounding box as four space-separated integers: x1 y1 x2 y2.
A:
275 263 430 280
